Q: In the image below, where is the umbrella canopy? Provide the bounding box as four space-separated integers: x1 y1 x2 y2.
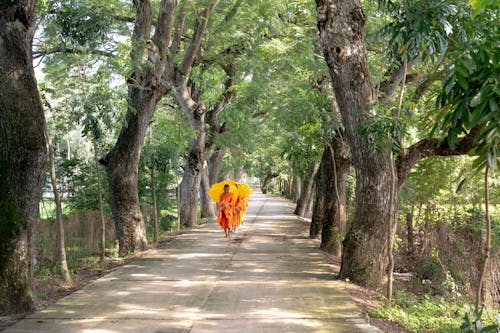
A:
208 180 238 202
208 180 252 202
234 182 252 198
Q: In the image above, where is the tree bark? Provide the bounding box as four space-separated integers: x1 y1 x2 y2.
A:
0 0 47 313
103 104 153 256
200 162 215 218
177 102 206 227
93 141 106 261
208 147 225 185
151 165 159 242
292 175 301 203
294 161 319 217
316 0 394 287
476 167 491 310
320 138 350 256
261 170 278 194
406 208 414 257
310 185 324 239
46 131 72 284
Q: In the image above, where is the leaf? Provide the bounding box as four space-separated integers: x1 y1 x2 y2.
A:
488 98 498 112
457 75 469 90
455 177 467 193
470 92 482 108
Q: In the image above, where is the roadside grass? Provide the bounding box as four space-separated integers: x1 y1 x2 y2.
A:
371 290 499 332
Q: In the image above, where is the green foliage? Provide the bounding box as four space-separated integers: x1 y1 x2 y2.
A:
460 305 500 333
377 0 466 63
373 291 499 332
434 7 499 169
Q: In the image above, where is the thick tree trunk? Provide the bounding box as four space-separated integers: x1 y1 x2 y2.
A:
102 100 156 256
294 161 319 217
320 139 350 256
208 147 225 185
200 163 215 218
316 0 395 287
101 0 178 256
0 0 47 313
310 185 324 239
178 107 205 227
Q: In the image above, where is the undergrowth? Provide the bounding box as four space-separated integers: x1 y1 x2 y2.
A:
371 290 499 332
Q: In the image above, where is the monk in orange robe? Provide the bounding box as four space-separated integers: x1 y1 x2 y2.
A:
232 193 243 232
217 184 234 237
239 196 248 224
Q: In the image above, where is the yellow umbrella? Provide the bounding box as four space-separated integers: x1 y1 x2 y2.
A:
208 180 238 202
234 182 252 198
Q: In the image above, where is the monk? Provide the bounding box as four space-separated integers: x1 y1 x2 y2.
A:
217 184 234 237
232 192 243 233
239 196 248 224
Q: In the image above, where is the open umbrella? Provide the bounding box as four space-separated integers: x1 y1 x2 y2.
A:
208 180 237 202
234 182 252 198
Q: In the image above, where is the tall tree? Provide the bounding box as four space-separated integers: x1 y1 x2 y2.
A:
0 0 47 313
314 0 488 287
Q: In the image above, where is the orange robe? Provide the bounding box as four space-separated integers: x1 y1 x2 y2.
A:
217 192 234 229
240 197 248 223
233 194 243 226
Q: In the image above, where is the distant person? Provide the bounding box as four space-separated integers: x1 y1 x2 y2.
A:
217 184 234 238
232 189 243 233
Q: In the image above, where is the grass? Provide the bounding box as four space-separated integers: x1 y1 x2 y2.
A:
371 290 500 332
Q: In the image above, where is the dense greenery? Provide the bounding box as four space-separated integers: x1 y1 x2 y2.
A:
0 0 497 328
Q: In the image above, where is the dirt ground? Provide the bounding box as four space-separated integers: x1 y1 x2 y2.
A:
324 254 411 333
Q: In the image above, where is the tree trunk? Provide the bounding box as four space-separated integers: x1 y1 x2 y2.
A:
178 107 205 227
310 184 324 239
292 175 301 203
100 0 179 256
45 129 72 283
316 0 395 287
320 139 350 256
406 208 414 258
261 170 277 194
200 162 215 218
208 147 225 185
476 167 491 310
102 101 156 256
151 166 159 242
0 0 47 313
294 161 319 217
93 141 106 261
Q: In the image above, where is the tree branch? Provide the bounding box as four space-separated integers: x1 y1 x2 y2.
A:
33 46 115 59
166 0 186 78
378 60 419 101
413 69 445 103
130 0 153 74
152 0 178 60
176 2 217 88
396 125 483 190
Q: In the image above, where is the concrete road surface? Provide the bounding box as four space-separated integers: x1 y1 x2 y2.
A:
3 192 381 333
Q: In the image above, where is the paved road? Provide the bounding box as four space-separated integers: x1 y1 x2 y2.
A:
4 192 381 333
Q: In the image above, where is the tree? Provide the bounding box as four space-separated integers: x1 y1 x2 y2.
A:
314 0 487 287
0 0 47 313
